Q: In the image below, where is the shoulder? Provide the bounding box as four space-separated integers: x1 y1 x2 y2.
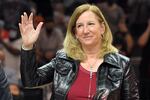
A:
55 49 75 63
105 52 129 61
55 49 66 58
104 52 130 68
55 49 72 60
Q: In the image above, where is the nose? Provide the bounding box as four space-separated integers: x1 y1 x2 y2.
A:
83 26 89 34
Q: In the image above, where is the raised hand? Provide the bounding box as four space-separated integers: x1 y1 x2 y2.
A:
19 12 43 49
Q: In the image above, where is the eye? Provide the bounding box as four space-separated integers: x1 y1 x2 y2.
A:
76 24 83 28
88 22 95 25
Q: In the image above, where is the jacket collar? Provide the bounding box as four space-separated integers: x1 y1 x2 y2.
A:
103 53 120 67
56 49 74 62
56 50 128 68
104 52 129 68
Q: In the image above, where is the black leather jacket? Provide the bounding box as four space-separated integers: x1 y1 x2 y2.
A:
0 64 13 100
21 49 139 100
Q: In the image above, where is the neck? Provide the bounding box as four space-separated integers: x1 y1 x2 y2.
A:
82 47 100 68
82 44 101 59
81 43 103 72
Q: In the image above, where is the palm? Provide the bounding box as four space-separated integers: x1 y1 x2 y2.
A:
19 12 43 48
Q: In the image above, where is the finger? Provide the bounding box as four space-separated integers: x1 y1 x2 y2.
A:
24 12 28 23
35 22 43 35
29 12 33 24
21 15 25 25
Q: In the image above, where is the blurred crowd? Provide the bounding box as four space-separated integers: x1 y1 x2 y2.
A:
0 0 150 100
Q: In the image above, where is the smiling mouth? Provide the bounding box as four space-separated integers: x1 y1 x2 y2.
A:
84 36 92 39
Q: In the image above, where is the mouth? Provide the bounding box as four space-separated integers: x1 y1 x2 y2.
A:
83 36 93 40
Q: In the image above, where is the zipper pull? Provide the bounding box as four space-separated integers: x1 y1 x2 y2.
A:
90 66 93 79
90 71 92 79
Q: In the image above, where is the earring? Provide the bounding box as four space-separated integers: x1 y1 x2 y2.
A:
101 34 104 38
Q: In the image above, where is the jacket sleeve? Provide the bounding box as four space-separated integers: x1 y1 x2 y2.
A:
20 48 55 88
121 61 139 100
0 65 13 100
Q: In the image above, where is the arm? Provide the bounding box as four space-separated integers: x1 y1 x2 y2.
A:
138 19 150 47
121 61 139 100
19 12 54 88
20 48 55 88
125 33 134 54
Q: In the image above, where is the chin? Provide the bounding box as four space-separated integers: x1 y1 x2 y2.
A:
83 42 94 46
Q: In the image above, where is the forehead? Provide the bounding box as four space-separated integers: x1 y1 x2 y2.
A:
76 11 99 23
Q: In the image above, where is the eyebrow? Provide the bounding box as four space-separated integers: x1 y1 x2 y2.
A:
75 23 83 27
76 21 95 24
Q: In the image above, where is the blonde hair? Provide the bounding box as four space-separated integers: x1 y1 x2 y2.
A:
63 4 118 60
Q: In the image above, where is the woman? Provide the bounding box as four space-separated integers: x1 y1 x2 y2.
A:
19 4 139 100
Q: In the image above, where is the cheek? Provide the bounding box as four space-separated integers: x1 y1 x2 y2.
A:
92 27 101 34
75 32 80 39
95 32 101 40
75 30 83 37
94 28 102 39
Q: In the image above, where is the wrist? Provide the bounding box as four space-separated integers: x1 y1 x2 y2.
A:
22 44 33 50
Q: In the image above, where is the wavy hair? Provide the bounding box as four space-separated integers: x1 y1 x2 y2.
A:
63 4 118 60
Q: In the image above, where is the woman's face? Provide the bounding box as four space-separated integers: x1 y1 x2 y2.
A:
75 11 105 47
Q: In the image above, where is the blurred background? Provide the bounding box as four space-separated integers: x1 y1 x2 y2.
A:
0 0 150 100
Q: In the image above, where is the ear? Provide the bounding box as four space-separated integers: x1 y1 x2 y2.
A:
100 22 105 35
